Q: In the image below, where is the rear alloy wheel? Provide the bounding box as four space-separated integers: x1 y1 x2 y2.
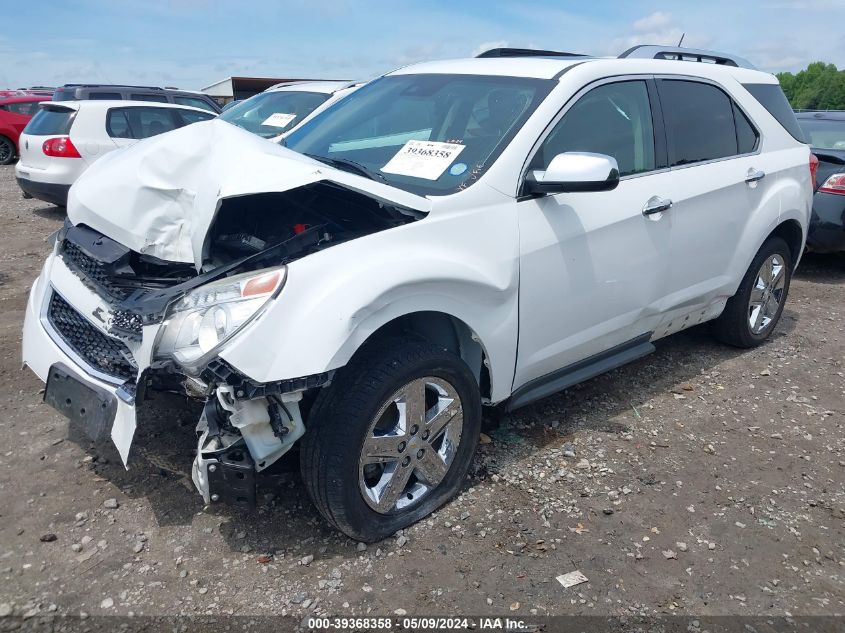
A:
748 253 787 335
0 136 15 165
713 236 792 347
300 340 481 542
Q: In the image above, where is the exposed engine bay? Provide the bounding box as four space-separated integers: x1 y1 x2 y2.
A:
60 181 421 322
205 182 419 265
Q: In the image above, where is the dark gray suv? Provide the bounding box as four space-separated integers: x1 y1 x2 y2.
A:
52 84 221 113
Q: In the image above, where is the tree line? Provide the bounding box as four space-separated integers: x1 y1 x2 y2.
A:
777 62 845 111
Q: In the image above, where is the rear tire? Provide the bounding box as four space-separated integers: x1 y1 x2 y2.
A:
0 136 15 165
300 339 481 542
712 236 792 348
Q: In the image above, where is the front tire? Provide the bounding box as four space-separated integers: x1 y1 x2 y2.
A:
0 136 15 165
300 339 481 542
713 236 792 348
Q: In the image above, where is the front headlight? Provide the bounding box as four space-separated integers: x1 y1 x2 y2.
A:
154 266 286 369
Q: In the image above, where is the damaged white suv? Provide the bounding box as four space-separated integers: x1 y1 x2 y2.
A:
23 46 812 541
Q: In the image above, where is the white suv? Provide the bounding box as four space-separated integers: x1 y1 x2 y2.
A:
217 80 359 142
22 46 812 541
15 100 215 206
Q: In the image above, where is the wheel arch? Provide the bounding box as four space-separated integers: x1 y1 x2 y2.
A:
766 218 805 269
343 310 493 403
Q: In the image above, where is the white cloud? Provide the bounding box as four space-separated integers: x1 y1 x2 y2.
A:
607 11 711 56
471 41 509 57
633 11 673 32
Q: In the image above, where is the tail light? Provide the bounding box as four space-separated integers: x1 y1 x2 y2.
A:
809 153 819 189
818 173 845 195
42 136 81 158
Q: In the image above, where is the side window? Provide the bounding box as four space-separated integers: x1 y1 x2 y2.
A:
131 93 169 103
89 92 122 100
173 96 217 112
532 80 656 177
176 109 215 125
108 108 179 139
659 80 738 166
106 109 134 138
6 102 38 115
134 108 179 138
733 103 759 154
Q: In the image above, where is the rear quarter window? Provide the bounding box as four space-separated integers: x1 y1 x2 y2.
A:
176 109 215 125
733 103 760 154
173 96 217 112
131 94 169 103
742 83 806 143
23 107 76 135
89 92 122 100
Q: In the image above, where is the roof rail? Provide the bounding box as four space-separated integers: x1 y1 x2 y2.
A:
619 45 755 70
477 47 588 59
60 83 168 91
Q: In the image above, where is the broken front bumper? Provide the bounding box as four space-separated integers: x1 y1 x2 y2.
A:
22 258 139 463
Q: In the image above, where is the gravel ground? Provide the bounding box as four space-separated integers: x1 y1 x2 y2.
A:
0 163 843 620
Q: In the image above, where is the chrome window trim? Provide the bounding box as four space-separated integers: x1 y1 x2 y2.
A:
518 72 765 192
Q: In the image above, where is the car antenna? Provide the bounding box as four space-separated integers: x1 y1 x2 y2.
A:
677 33 685 46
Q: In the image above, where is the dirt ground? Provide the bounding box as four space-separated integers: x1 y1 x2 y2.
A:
0 163 843 622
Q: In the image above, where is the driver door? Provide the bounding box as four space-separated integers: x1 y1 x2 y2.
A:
514 78 672 390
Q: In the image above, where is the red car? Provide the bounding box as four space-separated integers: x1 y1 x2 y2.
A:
0 96 51 165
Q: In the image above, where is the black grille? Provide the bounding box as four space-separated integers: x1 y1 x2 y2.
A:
48 292 137 382
61 241 132 301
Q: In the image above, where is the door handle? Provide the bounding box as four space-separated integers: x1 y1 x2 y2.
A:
745 168 766 183
642 196 673 216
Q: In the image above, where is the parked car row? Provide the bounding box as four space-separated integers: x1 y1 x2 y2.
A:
7 80 366 206
21 45 816 541
0 94 51 164
52 84 220 113
15 101 216 206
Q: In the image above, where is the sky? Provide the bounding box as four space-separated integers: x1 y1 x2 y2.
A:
4 0 845 91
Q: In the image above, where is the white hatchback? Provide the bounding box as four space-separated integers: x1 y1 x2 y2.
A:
15 100 215 206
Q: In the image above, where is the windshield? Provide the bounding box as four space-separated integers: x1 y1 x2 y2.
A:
284 74 554 195
219 90 330 138
797 117 845 150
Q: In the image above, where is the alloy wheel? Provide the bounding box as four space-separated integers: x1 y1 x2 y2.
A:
358 376 464 514
748 253 786 334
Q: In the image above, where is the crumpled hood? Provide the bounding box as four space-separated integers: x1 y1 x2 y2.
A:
67 119 431 268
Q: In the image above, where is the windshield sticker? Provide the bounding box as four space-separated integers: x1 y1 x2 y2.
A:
381 140 465 180
262 112 297 128
449 162 468 176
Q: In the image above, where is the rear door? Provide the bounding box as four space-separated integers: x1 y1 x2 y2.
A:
651 78 771 331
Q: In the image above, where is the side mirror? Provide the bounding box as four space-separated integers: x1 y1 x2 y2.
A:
525 152 620 195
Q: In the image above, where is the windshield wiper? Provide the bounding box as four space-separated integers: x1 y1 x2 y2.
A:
304 153 389 183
